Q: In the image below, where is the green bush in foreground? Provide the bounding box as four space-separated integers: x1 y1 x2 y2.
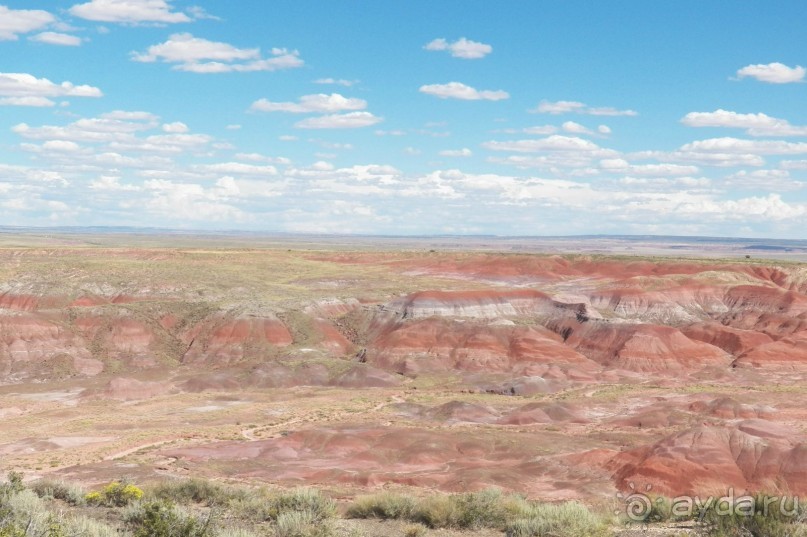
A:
151 478 244 507
124 500 215 537
346 491 416 520
30 479 87 507
346 488 607 535
697 494 807 537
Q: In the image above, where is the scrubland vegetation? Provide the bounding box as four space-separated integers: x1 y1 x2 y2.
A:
3 473 805 536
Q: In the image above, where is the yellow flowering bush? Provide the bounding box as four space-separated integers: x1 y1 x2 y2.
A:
85 481 143 507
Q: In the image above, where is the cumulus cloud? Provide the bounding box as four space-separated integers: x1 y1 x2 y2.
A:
483 135 609 153
294 112 382 129
0 73 102 107
680 137 807 155
250 94 367 113
681 109 807 136
131 33 303 73
0 6 55 40
723 169 803 191
69 0 190 24
419 82 509 101
29 32 82 46
736 62 805 84
162 121 188 133
561 121 597 136
532 100 637 116
439 148 473 157
424 37 492 59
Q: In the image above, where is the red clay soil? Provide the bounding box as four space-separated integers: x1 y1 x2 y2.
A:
181 315 293 365
609 422 807 495
681 322 773 356
367 318 599 376
162 425 608 497
554 320 730 372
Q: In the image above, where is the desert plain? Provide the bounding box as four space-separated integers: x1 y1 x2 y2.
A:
1 232 807 535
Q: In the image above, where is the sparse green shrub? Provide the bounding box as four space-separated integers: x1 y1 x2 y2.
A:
697 494 807 537
124 500 214 537
0 473 24 498
228 494 276 523
62 514 118 537
505 501 607 537
269 488 336 522
30 479 86 506
151 478 243 507
275 510 333 537
346 491 416 520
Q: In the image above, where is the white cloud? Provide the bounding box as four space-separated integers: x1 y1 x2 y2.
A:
424 37 492 59
681 109 807 136
680 137 807 155
250 93 367 113
723 169 803 191
162 121 188 133
90 176 140 191
0 96 56 107
314 78 357 87
69 0 190 24
599 158 699 177
132 33 303 73
532 99 637 116
523 125 558 135
194 162 278 176
483 135 610 153
736 62 806 84
782 160 807 170
294 112 382 129
419 82 509 101
29 32 82 46
0 6 54 41
598 125 612 135
439 148 473 157
561 121 596 136
0 73 102 106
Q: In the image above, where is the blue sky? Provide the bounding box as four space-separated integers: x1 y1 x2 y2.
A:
1 1 807 237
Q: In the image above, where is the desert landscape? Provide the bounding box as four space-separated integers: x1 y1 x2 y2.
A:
0 233 806 535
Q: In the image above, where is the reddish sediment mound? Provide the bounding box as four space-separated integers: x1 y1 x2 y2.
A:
610 422 807 495
681 322 773 356
182 314 293 365
387 289 576 319
73 314 159 368
311 318 354 356
688 397 775 419
331 364 400 388
161 425 601 495
589 285 727 323
182 362 398 391
557 321 730 372
499 402 587 425
733 330 807 369
0 313 100 380
95 377 174 401
0 292 44 311
368 318 598 376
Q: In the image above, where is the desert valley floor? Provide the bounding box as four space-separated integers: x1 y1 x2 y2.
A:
1 233 807 521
